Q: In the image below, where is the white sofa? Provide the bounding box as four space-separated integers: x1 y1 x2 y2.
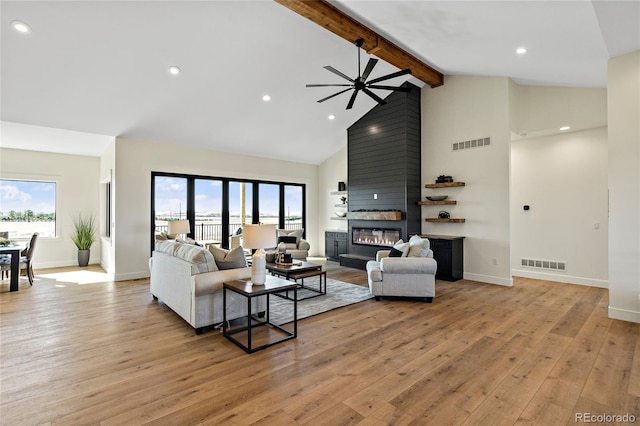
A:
366 236 438 302
150 240 266 334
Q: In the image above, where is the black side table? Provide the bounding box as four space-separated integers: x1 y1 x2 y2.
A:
223 275 297 353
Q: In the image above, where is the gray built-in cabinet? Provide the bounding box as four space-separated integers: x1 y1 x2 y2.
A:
325 231 348 261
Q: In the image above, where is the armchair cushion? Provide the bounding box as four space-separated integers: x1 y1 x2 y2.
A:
407 235 431 257
277 228 304 243
388 247 404 257
392 240 410 257
381 257 437 274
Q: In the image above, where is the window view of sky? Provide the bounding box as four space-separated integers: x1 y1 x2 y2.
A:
154 177 302 217
0 179 56 214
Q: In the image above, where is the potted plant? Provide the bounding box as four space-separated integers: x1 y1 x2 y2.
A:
71 213 97 267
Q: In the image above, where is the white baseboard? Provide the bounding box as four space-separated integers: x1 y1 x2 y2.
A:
463 272 513 287
113 271 150 282
608 306 640 324
511 268 608 288
34 258 101 269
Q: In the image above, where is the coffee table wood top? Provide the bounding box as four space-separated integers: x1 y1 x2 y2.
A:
266 261 321 274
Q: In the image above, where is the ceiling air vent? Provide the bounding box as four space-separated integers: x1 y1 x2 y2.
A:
452 137 491 151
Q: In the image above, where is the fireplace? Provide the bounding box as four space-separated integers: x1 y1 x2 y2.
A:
352 228 401 248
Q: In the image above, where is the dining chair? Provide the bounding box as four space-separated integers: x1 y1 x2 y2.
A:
0 231 9 279
0 233 39 285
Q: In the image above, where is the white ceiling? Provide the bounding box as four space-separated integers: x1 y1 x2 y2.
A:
1 1 638 164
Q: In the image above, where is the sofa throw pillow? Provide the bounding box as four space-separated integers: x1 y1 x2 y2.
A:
277 228 304 244
209 245 248 270
392 239 410 257
407 235 430 257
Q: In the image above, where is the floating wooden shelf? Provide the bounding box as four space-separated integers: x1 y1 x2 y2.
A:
330 190 348 195
348 211 402 220
334 204 347 207
425 218 466 223
425 182 465 188
418 200 457 206
330 217 347 221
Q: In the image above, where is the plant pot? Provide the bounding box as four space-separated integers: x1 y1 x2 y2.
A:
78 249 90 267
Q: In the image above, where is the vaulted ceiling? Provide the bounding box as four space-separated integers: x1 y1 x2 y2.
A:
1 1 638 164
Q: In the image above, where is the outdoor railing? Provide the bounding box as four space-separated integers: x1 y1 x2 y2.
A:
155 222 303 244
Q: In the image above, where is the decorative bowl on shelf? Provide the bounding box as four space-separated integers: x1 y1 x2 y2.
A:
426 195 448 201
335 212 347 217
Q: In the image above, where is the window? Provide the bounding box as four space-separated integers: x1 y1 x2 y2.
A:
153 176 187 237
151 172 305 251
0 179 56 238
194 179 222 245
105 181 111 238
229 181 253 235
284 185 303 231
258 183 280 226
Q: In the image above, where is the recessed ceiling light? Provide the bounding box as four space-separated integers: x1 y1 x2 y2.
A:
516 47 527 55
328 114 336 120
262 95 271 102
11 20 31 34
168 66 181 75
560 126 571 131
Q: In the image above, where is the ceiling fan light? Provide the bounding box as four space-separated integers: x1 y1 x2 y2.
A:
262 94 271 102
516 47 527 55
328 114 336 120
168 66 181 75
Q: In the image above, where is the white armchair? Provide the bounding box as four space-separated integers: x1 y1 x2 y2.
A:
366 236 437 302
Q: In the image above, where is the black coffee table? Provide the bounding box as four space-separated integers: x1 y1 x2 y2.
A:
266 261 327 300
223 275 297 353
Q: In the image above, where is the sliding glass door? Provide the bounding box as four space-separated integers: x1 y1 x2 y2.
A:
151 172 305 252
194 179 222 245
153 175 188 235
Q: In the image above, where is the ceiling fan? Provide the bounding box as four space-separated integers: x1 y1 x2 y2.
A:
306 38 412 110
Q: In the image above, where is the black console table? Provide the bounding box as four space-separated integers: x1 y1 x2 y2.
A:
420 234 464 281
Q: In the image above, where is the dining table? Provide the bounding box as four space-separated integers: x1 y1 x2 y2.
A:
0 246 21 292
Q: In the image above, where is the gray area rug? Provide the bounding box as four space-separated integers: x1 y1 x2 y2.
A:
267 277 373 325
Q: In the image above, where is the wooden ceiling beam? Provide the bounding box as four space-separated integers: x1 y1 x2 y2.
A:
273 0 443 88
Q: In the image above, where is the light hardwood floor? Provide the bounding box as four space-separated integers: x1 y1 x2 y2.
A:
1 264 638 425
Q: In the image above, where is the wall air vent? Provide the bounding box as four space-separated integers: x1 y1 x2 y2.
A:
521 258 566 271
452 137 491 151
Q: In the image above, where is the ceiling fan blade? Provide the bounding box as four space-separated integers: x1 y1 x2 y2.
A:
367 84 411 92
361 58 378 81
324 66 355 82
363 88 387 105
317 88 353 103
367 68 412 84
346 89 360 110
306 84 353 88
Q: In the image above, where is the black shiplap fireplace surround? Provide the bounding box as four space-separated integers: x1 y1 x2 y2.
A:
346 81 422 260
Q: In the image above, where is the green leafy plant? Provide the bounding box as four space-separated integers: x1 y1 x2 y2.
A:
0 237 16 247
71 214 97 250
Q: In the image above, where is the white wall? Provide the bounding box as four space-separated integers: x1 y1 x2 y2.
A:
111 137 320 281
422 76 513 286
511 85 608 137
608 50 640 323
0 148 101 268
511 127 608 287
318 146 348 256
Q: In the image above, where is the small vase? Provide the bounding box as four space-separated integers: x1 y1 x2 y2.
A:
78 249 90 267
